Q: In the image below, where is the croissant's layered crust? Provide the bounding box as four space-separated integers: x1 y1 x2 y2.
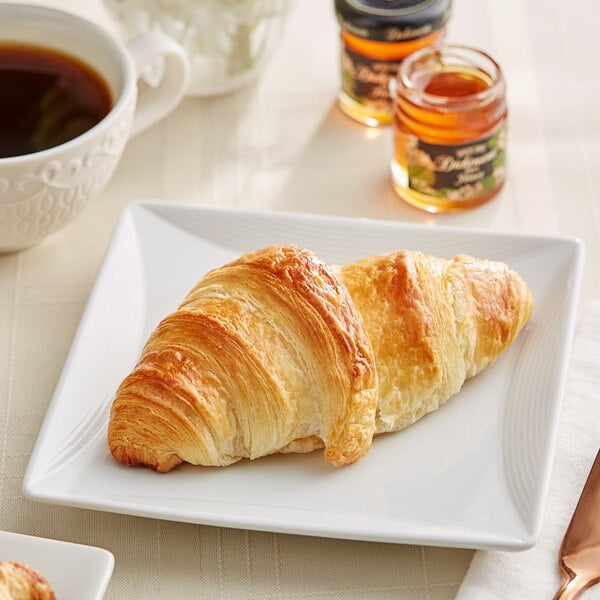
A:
337 251 534 434
108 244 534 471
109 245 378 471
0 562 56 600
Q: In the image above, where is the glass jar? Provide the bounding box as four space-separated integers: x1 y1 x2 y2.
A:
104 0 290 96
335 0 452 127
391 45 507 212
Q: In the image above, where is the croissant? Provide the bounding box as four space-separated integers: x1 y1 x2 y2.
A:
108 244 534 472
0 562 56 600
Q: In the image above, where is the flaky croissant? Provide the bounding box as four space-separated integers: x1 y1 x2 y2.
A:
108 244 533 472
0 562 56 600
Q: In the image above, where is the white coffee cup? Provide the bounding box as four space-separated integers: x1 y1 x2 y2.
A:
0 3 190 253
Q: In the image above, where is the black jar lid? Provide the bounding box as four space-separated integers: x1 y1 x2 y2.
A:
335 0 452 42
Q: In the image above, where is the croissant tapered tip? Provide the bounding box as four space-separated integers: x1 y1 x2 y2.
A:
109 442 183 473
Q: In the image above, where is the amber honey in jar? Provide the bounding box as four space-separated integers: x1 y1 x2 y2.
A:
391 45 507 212
335 0 452 127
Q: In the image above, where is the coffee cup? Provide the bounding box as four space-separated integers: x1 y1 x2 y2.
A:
0 3 190 253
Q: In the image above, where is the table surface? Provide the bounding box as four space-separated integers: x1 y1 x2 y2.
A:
1 0 598 598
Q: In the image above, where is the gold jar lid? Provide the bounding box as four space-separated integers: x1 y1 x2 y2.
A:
335 0 452 42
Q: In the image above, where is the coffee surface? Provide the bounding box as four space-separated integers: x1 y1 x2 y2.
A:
0 43 112 159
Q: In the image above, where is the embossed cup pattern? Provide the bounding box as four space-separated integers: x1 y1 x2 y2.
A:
0 4 189 253
0 110 133 252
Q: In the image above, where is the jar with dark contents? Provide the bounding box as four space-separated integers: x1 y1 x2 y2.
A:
391 45 508 212
335 0 452 127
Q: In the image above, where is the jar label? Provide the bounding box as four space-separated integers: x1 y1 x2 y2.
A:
405 127 506 199
341 46 398 114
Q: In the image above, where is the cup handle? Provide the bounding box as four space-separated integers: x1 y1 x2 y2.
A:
126 31 190 137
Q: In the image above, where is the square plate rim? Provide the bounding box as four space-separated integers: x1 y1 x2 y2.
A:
22 200 586 552
135 199 587 248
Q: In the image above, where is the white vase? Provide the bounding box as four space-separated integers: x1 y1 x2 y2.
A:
104 0 291 96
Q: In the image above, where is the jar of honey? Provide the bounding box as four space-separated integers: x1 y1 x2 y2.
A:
335 0 452 127
391 45 507 212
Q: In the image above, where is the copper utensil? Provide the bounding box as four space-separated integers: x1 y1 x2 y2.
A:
553 449 600 600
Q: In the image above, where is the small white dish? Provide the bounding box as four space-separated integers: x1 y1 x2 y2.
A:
23 201 584 551
0 530 114 599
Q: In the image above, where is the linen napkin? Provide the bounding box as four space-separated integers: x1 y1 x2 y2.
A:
456 300 600 600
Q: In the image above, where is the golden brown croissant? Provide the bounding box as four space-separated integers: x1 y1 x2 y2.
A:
108 244 533 472
0 562 56 600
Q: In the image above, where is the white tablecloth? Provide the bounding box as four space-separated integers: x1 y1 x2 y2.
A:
1 0 598 598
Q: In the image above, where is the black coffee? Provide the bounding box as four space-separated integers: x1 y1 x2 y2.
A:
0 43 112 158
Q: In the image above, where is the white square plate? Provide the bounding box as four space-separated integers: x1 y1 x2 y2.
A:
24 201 584 551
0 530 114 599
